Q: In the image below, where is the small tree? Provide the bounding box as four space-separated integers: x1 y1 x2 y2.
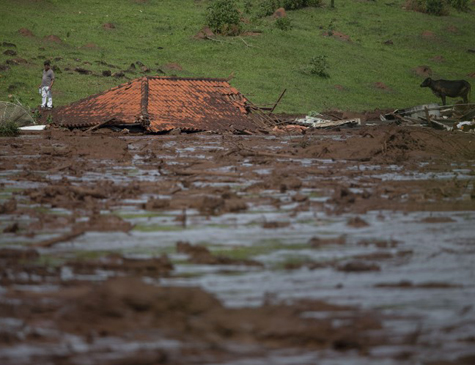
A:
405 0 450 15
449 0 470 11
206 0 242 36
300 55 330 78
425 0 450 15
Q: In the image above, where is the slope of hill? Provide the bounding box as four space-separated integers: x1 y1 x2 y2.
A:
0 0 474 113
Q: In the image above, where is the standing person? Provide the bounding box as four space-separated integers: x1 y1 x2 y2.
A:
39 60 55 109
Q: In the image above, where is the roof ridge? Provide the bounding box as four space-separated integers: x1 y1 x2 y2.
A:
147 76 230 82
58 76 235 109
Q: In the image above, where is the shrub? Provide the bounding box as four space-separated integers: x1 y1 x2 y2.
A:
206 0 242 36
449 0 470 11
426 0 449 15
243 0 253 14
275 16 292 30
257 0 322 17
405 0 450 15
0 121 20 137
257 0 280 17
301 55 329 78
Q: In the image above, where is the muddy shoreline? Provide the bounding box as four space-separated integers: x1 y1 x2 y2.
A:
1 125 474 364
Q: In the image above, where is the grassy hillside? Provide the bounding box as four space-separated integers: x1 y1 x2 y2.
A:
0 0 474 114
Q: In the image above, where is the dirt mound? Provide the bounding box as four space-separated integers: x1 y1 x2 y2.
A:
195 26 215 39
81 42 99 49
413 65 432 77
44 34 62 43
431 55 445 63
74 213 134 232
18 27 34 37
374 82 392 91
422 30 435 38
323 31 351 42
273 7 287 18
103 22 116 29
299 126 475 162
446 25 459 33
163 62 183 71
3 49 17 56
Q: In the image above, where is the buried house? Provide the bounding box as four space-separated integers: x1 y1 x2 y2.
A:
52 76 274 133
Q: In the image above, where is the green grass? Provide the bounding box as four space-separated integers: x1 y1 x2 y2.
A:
133 224 186 232
115 212 172 219
0 0 474 113
211 239 308 260
0 120 19 136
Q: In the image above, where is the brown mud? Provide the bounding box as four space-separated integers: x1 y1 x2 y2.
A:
0 125 474 364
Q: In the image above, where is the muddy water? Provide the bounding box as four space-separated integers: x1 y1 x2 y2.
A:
0 126 474 365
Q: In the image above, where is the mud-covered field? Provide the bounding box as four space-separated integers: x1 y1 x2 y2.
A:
1 125 474 365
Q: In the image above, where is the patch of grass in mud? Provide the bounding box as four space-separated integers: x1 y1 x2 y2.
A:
0 193 13 201
72 246 174 260
32 206 57 215
211 239 308 260
172 271 206 279
73 250 112 260
132 224 186 232
116 212 173 220
30 207 72 218
308 192 325 198
272 256 316 270
34 254 64 268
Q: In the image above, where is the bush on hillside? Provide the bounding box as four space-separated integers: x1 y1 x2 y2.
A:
257 0 323 17
275 16 292 30
426 0 450 14
405 0 450 15
206 0 242 36
449 0 470 11
300 55 329 78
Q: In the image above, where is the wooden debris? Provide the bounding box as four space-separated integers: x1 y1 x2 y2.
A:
306 118 361 129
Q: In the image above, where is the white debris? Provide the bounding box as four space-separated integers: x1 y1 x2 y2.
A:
19 125 46 131
296 116 361 128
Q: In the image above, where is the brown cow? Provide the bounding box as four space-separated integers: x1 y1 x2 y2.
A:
420 78 471 105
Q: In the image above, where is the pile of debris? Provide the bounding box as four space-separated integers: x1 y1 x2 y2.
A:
293 113 361 129
383 103 475 132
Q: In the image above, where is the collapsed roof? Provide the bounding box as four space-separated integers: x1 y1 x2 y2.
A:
53 76 271 133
